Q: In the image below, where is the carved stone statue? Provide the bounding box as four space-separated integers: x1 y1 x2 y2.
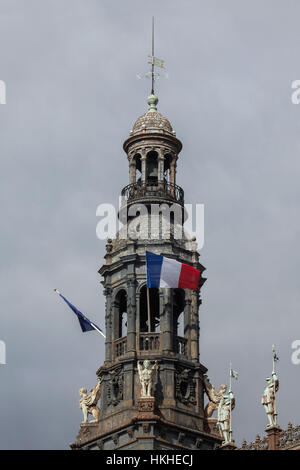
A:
79 378 102 424
137 360 158 398
203 375 227 418
217 391 235 444
262 372 279 426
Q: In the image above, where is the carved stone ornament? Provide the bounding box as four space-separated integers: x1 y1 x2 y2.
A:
138 396 155 412
106 367 124 406
127 427 134 439
203 375 227 418
175 368 196 406
96 439 104 450
138 360 158 398
79 378 102 424
142 423 150 435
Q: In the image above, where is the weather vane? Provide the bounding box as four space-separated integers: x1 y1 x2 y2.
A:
136 17 168 92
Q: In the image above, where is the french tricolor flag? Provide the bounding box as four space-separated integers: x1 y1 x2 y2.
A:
146 251 201 290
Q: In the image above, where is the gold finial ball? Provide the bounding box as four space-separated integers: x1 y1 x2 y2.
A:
147 94 158 112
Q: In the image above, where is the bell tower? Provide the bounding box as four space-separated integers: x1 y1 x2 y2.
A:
70 91 222 450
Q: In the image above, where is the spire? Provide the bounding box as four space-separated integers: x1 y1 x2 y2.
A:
146 17 165 112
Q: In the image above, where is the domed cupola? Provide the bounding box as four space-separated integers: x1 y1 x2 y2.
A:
121 94 184 215
131 94 174 136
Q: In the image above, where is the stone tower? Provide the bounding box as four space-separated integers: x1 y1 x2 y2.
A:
70 93 222 450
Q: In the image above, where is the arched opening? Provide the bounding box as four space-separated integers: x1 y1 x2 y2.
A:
173 289 185 337
164 153 172 183
114 289 127 339
173 289 186 355
146 151 158 184
134 153 142 184
139 285 160 332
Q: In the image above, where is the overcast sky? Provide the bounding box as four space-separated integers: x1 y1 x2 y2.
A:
0 0 300 449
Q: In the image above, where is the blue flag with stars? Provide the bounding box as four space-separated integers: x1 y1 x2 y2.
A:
54 289 105 337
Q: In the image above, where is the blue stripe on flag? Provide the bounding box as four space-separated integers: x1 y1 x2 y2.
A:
146 251 163 287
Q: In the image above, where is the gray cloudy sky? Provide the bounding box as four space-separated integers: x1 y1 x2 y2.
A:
0 0 300 449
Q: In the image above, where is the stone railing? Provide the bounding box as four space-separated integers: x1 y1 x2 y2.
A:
240 423 300 450
139 332 160 352
121 181 184 206
241 434 269 450
278 423 300 450
114 337 127 358
174 336 188 355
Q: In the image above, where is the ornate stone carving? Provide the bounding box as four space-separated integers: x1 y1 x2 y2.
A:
106 239 113 253
127 427 134 439
112 434 119 446
79 378 102 424
178 432 185 444
175 368 196 406
142 423 150 434
138 396 155 412
241 434 269 450
106 367 124 406
203 375 227 418
96 439 104 450
278 423 300 449
195 437 203 448
137 360 158 398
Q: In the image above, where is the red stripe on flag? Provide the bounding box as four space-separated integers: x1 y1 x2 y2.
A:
178 263 201 290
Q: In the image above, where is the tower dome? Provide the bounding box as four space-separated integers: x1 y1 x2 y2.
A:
131 94 175 136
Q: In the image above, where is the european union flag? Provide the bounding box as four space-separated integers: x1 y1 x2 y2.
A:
54 289 105 338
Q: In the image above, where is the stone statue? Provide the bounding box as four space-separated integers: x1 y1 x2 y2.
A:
79 378 102 424
262 372 279 427
217 391 235 444
137 360 158 398
203 375 227 418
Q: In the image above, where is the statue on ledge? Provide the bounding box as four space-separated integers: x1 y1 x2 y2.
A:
138 360 158 398
262 372 279 427
79 378 102 424
217 391 235 444
203 375 227 418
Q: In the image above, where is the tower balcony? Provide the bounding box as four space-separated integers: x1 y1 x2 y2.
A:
113 333 188 359
120 181 184 207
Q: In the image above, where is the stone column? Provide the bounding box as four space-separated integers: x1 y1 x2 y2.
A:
170 156 177 185
129 156 136 184
104 287 113 364
265 425 281 450
126 277 136 354
184 297 192 358
141 149 147 183
157 148 164 184
190 290 199 362
161 288 173 353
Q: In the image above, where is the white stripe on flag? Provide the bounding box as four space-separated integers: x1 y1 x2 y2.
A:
160 257 181 288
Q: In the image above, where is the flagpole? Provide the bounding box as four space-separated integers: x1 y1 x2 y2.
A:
229 361 232 442
91 322 106 339
272 344 277 425
147 287 151 333
151 16 155 94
